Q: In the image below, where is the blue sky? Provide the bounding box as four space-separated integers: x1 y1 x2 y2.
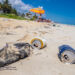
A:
22 0 75 25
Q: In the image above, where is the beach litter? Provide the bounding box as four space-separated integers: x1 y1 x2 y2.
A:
31 37 47 49
53 24 56 27
0 42 31 67
58 45 75 64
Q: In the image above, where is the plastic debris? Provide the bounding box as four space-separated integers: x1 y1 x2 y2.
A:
0 42 31 67
31 37 47 49
58 45 75 64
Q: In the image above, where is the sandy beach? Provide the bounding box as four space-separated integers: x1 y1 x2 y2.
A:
0 18 75 75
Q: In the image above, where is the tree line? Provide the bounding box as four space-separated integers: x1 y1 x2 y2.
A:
0 0 18 15
0 0 38 20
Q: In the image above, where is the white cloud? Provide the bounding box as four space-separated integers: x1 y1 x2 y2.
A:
0 0 33 13
9 0 33 13
38 6 43 9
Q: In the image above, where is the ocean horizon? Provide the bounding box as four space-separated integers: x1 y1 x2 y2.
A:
55 22 75 25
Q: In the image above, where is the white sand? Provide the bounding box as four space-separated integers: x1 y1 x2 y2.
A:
0 18 75 75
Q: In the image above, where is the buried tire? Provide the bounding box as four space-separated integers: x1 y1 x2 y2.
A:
60 50 75 64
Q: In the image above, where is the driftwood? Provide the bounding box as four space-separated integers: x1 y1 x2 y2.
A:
0 42 31 67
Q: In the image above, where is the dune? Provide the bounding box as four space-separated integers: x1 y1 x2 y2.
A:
0 18 75 75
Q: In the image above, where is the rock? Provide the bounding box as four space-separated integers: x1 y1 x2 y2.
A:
53 24 56 27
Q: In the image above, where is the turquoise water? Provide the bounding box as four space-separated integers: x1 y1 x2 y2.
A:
57 22 75 25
